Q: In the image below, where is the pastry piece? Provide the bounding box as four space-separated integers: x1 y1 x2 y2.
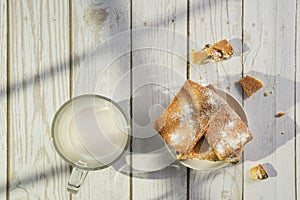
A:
204 104 253 163
275 112 285 118
239 75 263 98
191 39 234 64
177 136 219 161
205 39 234 61
191 50 210 65
153 80 227 158
250 164 268 180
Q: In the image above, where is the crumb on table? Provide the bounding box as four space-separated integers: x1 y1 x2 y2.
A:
239 75 264 98
275 112 285 118
250 164 268 180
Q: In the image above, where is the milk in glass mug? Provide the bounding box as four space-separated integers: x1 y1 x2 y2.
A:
51 95 130 194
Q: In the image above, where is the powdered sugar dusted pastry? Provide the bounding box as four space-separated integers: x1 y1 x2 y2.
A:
204 104 253 163
153 80 227 158
178 137 219 161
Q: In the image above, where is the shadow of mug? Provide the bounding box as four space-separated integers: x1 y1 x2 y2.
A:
111 64 187 173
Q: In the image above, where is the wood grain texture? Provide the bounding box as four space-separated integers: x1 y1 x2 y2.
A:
8 0 70 199
71 0 131 199
2 1 299 199
243 0 297 199
0 1 7 199
296 2 300 199
131 0 188 199
189 0 244 199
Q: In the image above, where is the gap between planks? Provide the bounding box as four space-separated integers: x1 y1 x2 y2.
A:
6 0 11 199
186 0 190 199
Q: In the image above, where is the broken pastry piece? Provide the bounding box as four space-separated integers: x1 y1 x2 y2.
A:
204 104 253 163
275 112 285 118
239 75 264 98
191 39 234 65
153 80 227 158
250 164 268 180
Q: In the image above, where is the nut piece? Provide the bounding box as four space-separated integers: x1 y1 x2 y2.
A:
275 112 285 118
250 164 268 180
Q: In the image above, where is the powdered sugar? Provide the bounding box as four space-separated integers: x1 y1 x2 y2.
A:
220 131 227 137
171 104 194 122
215 142 225 155
183 104 193 113
169 104 198 147
226 121 235 129
204 89 225 109
218 131 250 153
239 132 250 143
181 104 194 120
170 133 185 145
200 89 226 118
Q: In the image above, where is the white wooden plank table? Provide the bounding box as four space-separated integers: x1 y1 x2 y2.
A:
1 0 299 199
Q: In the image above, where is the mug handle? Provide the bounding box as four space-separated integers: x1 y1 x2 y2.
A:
67 167 88 194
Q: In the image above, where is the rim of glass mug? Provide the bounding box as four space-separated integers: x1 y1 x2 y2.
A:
51 94 131 171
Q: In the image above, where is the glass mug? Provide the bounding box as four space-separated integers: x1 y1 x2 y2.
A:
51 95 130 194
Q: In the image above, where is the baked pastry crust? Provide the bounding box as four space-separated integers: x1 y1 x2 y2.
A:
153 80 253 163
250 164 268 180
204 104 253 163
191 39 234 64
153 80 226 157
239 75 263 98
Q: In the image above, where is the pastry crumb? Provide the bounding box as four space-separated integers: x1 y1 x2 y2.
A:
275 112 285 118
281 131 286 135
264 91 269 97
250 164 268 180
239 75 264 98
191 39 234 65
226 86 231 90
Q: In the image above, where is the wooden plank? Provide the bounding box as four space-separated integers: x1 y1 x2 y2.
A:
189 0 244 199
8 0 70 199
131 0 188 199
0 1 7 199
71 0 131 199
296 2 300 200
243 0 296 199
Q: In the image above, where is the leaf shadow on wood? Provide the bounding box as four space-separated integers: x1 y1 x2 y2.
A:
0 52 88 100
217 70 299 162
0 163 68 196
0 0 236 196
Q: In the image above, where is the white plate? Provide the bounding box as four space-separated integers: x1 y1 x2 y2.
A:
177 89 248 171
